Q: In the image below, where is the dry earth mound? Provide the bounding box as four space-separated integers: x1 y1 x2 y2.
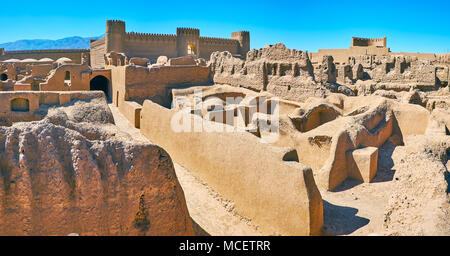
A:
0 97 194 235
383 134 450 235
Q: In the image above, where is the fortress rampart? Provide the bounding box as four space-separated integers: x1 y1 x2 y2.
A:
90 20 250 68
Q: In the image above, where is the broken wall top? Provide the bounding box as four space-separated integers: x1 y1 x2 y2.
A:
246 43 310 62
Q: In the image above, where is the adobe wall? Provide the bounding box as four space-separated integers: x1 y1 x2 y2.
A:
110 65 126 107
140 100 323 235
198 37 240 59
1 62 32 81
124 33 178 62
123 64 211 106
0 91 105 126
0 93 195 235
31 64 53 77
109 65 141 127
0 49 90 64
346 54 438 90
390 52 437 61
310 47 390 64
109 60 211 127
210 43 323 102
39 63 111 92
291 95 431 191
90 37 106 68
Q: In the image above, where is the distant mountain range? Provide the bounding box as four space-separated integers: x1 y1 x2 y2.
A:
0 35 104 51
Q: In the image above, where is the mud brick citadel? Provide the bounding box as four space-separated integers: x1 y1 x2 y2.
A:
89 20 250 68
0 19 448 236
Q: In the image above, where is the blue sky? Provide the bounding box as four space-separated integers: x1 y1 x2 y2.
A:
1 0 449 53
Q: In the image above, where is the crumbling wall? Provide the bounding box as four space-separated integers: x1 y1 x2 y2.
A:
341 54 440 93
210 43 326 102
291 95 431 191
108 56 212 127
124 33 178 62
383 134 450 235
39 63 111 95
0 91 106 126
40 63 91 91
199 37 240 60
140 100 323 235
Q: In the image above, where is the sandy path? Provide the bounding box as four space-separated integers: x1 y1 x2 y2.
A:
108 104 261 236
320 142 403 236
321 178 392 236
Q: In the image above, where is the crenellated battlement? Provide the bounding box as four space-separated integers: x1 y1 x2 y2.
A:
232 31 250 35
176 28 200 35
125 32 177 41
106 20 125 25
200 36 239 44
352 37 385 42
91 20 250 66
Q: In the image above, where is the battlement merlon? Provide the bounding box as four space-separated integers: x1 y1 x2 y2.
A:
351 36 387 48
125 32 177 41
176 28 200 36
106 20 126 31
96 20 250 63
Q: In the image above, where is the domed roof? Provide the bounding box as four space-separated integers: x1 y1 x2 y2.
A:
38 58 54 62
21 58 38 62
2 59 20 63
56 57 72 63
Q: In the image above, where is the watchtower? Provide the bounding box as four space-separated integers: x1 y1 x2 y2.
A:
176 28 200 57
105 20 126 54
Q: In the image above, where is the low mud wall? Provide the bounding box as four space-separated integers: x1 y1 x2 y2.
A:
0 91 105 126
140 100 323 235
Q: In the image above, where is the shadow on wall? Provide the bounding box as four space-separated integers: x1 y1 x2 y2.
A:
332 178 363 192
11 98 30 112
322 200 370 236
372 141 397 183
191 218 210 236
446 148 450 194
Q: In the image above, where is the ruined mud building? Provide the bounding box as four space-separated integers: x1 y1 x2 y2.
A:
0 22 449 236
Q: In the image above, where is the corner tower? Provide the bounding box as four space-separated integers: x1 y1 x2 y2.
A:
105 20 126 54
231 31 250 57
176 28 200 57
